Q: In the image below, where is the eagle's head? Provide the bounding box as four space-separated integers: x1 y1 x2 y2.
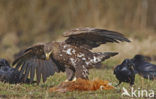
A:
44 42 55 60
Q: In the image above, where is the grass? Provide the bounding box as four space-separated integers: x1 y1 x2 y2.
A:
0 61 156 99
0 37 156 99
0 1 155 98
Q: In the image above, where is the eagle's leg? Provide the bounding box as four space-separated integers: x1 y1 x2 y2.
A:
75 65 89 80
65 67 75 82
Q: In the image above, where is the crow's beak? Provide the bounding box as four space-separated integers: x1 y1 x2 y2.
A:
45 52 51 60
130 65 134 71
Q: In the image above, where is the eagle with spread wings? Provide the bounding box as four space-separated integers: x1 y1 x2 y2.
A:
13 27 130 84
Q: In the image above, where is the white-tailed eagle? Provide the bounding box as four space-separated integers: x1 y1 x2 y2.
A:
13 27 130 84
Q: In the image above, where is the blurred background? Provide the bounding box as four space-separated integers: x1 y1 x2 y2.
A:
0 0 155 62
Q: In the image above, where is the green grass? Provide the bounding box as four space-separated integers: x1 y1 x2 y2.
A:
0 63 156 99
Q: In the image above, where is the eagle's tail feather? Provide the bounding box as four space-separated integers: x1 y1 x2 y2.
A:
101 52 118 61
93 52 118 68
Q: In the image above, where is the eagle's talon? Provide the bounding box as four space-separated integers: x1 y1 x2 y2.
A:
72 77 77 81
64 79 69 82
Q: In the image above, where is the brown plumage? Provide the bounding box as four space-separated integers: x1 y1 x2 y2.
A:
13 27 130 84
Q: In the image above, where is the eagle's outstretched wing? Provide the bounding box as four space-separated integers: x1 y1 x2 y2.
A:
64 27 130 49
13 44 59 84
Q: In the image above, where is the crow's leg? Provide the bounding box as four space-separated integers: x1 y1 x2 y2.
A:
130 75 135 86
130 83 134 86
130 79 135 86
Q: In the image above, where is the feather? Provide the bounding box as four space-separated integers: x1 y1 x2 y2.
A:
36 60 42 84
30 60 35 83
19 62 27 79
24 62 31 81
64 27 130 49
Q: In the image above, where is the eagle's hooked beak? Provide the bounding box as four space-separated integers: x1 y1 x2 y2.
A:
45 51 52 60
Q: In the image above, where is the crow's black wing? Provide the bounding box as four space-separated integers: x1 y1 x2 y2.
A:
136 62 156 80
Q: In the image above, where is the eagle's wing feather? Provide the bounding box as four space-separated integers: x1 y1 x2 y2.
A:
13 44 59 84
30 60 35 83
64 27 130 49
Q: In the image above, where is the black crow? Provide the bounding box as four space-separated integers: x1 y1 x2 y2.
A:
131 55 156 80
114 54 156 86
0 58 33 84
114 59 135 86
